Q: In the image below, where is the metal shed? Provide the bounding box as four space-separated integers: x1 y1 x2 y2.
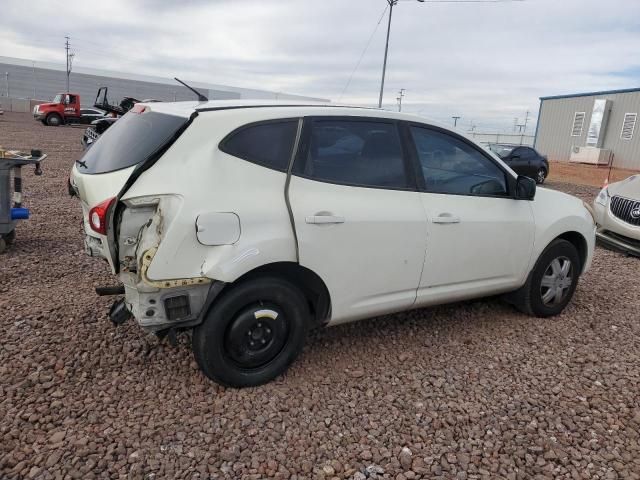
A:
534 88 640 170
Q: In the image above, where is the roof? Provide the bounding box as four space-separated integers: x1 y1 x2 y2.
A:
144 100 446 125
540 87 640 101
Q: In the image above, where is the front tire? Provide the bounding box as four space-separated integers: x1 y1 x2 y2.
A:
506 239 580 317
46 113 63 126
193 277 309 387
536 167 547 184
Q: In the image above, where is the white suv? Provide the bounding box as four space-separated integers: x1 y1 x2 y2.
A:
70 101 596 387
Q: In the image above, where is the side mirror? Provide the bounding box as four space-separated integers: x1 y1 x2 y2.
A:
511 154 520 160
515 175 536 200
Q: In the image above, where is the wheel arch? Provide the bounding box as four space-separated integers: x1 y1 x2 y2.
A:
226 262 331 328
554 231 588 273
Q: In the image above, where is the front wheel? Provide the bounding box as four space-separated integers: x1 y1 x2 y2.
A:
536 167 547 184
506 239 580 317
192 277 309 387
46 113 63 126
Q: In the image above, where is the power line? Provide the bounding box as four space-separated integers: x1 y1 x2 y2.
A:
338 4 389 102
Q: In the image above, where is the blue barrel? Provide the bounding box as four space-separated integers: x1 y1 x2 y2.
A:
11 208 30 220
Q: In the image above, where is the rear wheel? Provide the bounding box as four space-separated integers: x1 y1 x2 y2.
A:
46 113 62 126
193 277 309 387
536 167 547 184
0 238 6 254
506 239 580 317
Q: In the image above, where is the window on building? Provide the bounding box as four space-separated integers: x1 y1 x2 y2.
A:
621 113 637 140
220 120 299 172
571 112 586 137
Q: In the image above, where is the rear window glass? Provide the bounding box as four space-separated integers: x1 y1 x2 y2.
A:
77 111 186 174
220 121 298 172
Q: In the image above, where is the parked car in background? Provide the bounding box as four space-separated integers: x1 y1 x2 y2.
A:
593 174 640 256
489 144 549 184
70 101 595 387
78 108 107 124
81 117 118 149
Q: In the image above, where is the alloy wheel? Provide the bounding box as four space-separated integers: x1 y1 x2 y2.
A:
540 256 573 306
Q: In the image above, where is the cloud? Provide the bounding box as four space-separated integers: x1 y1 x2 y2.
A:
1 0 639 131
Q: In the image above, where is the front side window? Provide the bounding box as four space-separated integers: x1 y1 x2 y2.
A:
295 119 408 189
220 120 298 172
410 126 508 196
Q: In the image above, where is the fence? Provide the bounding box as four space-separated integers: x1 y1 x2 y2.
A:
0 97 44 113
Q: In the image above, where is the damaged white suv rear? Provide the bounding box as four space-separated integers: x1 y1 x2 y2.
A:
71 101 596 387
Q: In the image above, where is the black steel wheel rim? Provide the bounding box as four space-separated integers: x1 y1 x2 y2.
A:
224 303 289 369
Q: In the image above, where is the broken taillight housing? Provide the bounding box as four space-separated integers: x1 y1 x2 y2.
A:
89 196 117 235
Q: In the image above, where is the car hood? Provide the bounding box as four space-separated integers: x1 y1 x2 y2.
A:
609 175 640 200
535 185 584 209
37 103 59 109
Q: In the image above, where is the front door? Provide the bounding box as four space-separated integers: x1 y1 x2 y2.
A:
407 125 535 305
288 117 427 325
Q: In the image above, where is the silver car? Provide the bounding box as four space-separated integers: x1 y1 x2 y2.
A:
593 175 640 256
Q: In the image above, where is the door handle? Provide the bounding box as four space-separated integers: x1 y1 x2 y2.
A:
305 215 345 224
432 213 460 224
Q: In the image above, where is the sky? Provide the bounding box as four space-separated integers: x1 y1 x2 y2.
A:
1 0 640 132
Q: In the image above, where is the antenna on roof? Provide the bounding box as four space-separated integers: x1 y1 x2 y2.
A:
174 77 208 102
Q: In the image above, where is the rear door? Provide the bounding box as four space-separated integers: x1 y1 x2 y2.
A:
288 117 427 324
407 125 534 305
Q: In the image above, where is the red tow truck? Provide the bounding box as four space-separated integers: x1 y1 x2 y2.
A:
33 93 82 126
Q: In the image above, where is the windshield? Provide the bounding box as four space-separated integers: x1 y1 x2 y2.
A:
53 94 63 103
489 144 514 158
77 110 187 174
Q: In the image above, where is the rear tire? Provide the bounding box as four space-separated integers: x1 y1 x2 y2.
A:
46 113 62 126
193 277 309 387
506 239 580 317
0 238 6 254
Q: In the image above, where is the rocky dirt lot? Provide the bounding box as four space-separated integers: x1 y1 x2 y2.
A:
1 112 639 480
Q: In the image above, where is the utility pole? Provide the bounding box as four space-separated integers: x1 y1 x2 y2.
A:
452 116 460 128
523 110 530 134
4 72 8 98
396 88 405 112
32 61 36 99
65 36 74 92
378 0 396 108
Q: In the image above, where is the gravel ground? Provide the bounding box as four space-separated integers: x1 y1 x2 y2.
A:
1 112 640 480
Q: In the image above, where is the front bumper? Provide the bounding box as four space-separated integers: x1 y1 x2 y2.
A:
596 229 640 257
593 199 640 257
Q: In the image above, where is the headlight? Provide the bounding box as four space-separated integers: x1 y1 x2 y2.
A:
595 187 609 206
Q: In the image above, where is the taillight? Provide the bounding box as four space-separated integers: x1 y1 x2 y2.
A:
88 197 116 235
131 104 147 114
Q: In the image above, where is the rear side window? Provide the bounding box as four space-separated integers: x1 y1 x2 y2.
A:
77 111 186 174
220 120 298 172
294 119 409 189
